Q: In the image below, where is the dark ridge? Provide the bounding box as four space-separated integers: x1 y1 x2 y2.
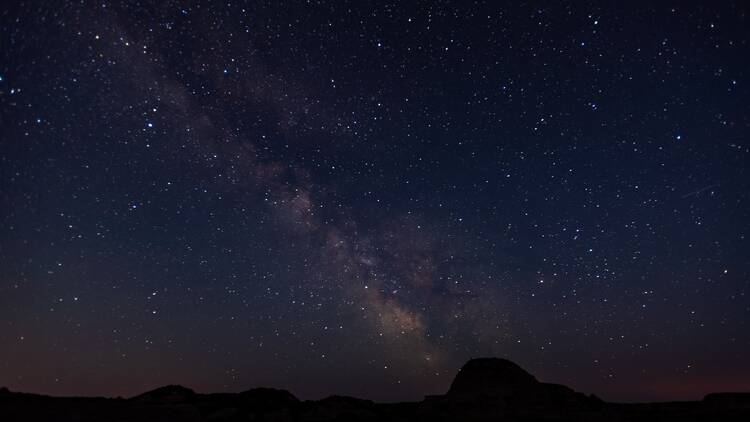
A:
703 392 750 406
447 357 538 396
237 387 300 408
1 358 748 421
130 384 196 403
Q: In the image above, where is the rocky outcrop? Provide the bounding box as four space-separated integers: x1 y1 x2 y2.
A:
444 358 600 410
130 385 197 404
447 358 539 398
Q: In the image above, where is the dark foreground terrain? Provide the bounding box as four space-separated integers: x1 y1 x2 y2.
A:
2 358 748 421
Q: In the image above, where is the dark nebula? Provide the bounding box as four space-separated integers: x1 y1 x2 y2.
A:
1 1 748 403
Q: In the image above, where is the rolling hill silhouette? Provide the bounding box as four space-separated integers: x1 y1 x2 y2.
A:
1 357 748 421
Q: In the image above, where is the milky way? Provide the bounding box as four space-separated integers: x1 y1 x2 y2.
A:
1 2 749 402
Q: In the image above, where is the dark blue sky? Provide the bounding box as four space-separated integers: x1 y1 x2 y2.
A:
1 1 748 402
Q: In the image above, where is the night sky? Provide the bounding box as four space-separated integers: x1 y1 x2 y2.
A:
1 1 749 403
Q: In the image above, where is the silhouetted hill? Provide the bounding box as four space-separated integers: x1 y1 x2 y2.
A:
448 358 538 396
1 357 748 421
131 384 197 403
